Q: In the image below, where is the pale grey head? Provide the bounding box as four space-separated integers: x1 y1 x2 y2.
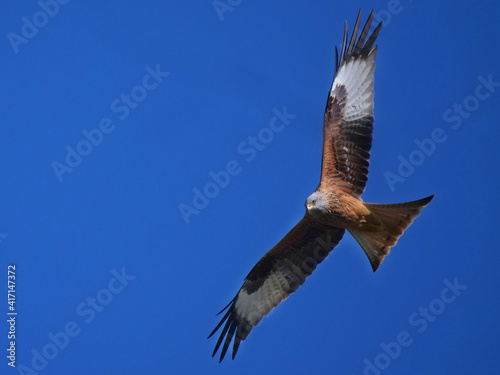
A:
305 191 329 216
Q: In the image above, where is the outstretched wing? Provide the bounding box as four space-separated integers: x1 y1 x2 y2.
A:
320 10 382 198
208 215 345 362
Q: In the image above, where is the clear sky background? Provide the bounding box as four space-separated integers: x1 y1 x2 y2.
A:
1 1 499 374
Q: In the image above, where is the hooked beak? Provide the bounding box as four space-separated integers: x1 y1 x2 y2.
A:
306 203 313 211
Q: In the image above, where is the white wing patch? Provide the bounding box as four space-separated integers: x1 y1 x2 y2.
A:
235 270 292 326
331 49 376 122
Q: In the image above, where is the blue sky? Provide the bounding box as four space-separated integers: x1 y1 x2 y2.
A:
1 0 499 374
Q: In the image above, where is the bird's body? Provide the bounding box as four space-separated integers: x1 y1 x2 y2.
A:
307 189 370 228
209 10 434 362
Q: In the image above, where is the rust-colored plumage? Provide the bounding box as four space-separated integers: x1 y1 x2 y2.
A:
209 9 433 362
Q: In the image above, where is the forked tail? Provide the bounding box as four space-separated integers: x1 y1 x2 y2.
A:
349 195 434 271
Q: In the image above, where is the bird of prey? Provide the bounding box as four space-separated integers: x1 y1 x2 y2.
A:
208 10 433 362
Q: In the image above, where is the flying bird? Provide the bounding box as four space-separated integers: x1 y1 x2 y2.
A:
208 10 433 362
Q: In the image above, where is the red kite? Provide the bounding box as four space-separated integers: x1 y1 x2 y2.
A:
209 10 433 362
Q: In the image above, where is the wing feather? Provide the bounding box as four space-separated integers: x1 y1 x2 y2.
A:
208 215 345 362
339 21 348 65
352 11 374 55
346 10 362 57
320 10 382 197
